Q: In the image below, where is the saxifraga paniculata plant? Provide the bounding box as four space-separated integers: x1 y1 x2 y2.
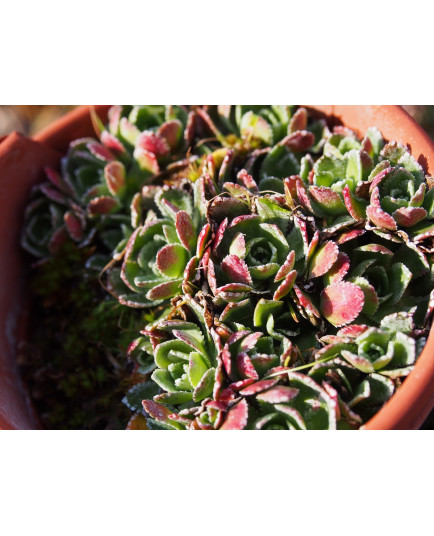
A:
22 105 434 430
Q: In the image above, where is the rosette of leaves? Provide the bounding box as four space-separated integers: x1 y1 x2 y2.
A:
111 185 211 307
147 317 218 406
307 352 395 427
207 206 298 307
216 105 293 146
317 312 419 376
22 105 190 265
281 127 387 224
21 139 136 267
209 106 331 196
141 367 339 430
247 108 330 194
366 142 434 230
307 313 426 424
21 190 79 258
246 372 338 430
100 105 187 169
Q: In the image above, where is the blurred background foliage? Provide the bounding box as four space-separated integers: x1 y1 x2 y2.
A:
1 105 434 139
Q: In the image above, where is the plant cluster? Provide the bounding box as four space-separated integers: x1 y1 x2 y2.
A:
22 105 434 430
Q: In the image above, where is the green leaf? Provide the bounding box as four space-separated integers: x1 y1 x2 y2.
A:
254 299 284 328
423 188 434 218
240 111 273 145
363 374 395 406
156 244 189 278
152 369 179 393
394 243 429 279
188 352 210 388
314 155 347 183
341 350 375 373
156 188 193 220
345 150 363 184
122 382 160 412
287 221 307 262
255 198 292 230
351 276 379 316
388 332 416 368
154 340 191 369
388 263 413 305
260 145 300 180
155 391 193 405
366 127 385 159
286 373 337 430
380 312 414 334
193 368 215 402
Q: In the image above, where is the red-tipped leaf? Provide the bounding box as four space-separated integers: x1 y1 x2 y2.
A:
321 282 365 327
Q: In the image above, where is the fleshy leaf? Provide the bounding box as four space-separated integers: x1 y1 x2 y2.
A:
341 350 375 374
196 223 211 258
256 386 299 404
158 120 183 149
351 277 379 316
254 299 284 328
146 279 183 301
104 161 126 196
156 244 189 278
388 263 412 305
293 286 321 320
229 233 247 258
236 352 259 380
337 325 369 338
392 207 427 228
273 270 297 301
193 368 216 402
188 353 209 388
275 250 296 282
221 255 253 286
136 131 170 157
283 130 315 152
239 379 279 396
289 107 308 133
309 241 339 279
176 210 196 252
101 131 126 153
64 211 84 242
337 229 365 245
88 196 119 216
238 169 259 193
155 391 193 405
380 312 414 334
260 145 299 181
142 400 173 423
366 205 397 231
240 111 273 144
343 185 367 221
321 282 365 327
123 381 160 412
323 253 350 285
310 186 346 216
220 399 249 430
134 147 160 174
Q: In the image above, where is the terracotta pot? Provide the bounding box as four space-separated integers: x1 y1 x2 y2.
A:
0 105 433 430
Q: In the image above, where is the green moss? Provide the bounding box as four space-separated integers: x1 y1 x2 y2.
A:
20 243 145 430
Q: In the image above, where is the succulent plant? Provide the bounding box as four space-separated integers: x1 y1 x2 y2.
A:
366 142 434 230
22 105 434 430
21 105 190 269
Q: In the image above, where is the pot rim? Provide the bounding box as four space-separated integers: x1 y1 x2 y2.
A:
35 104 434 430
